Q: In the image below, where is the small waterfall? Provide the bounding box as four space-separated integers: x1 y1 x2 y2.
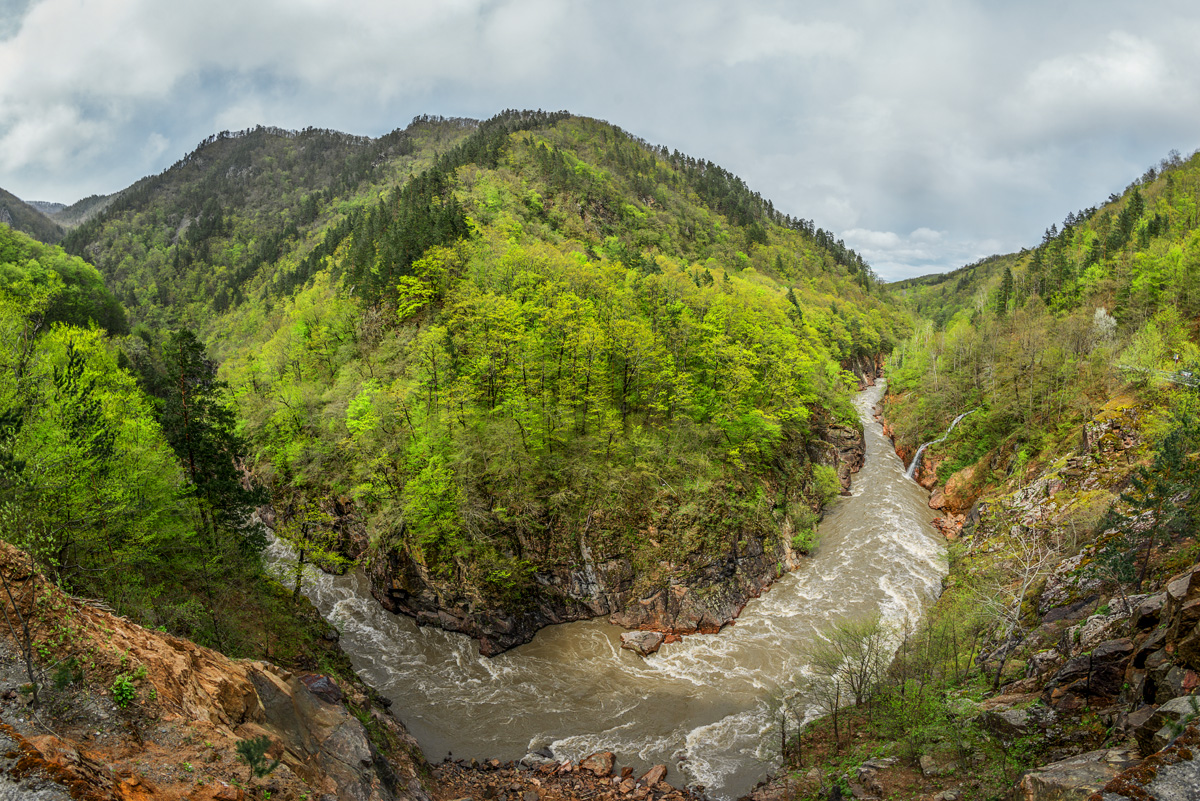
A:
905 408 977 480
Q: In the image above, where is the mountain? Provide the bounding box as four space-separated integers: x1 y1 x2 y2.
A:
0 185 64 243
0 222 126 332
62 117 478 330
842 148 1200 801
65 110 905 653
50 193 118 229
24 199 66 216
885 148 1200 479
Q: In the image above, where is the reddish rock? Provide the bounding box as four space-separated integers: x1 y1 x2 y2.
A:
581 751 615 777
929 487 947 510
639 764 668 786
943 463 982 512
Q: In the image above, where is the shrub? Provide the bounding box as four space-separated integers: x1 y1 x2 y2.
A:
111 674 137 708
236 735 282 780
812 464 842 504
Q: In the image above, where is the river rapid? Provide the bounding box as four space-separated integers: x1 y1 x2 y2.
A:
265 382 944 799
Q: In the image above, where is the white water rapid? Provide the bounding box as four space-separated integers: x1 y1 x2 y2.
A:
264 382 945 799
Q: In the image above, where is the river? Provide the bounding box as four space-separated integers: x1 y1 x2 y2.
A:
264 382 944 799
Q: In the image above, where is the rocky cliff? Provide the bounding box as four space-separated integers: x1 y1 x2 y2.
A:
0 542 432 801
360 417 867 657
743 393 1200 801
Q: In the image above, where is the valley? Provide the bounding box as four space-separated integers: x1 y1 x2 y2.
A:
1 110 1199 801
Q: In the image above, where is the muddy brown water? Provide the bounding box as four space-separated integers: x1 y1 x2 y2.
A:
266 383 943 799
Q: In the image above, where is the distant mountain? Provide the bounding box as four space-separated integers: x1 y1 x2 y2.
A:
0 186 64 243
36 193 117 229
63 118 474 328
26 199 66 215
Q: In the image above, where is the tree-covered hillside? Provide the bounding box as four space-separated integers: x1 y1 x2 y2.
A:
0 187 64 244
63 117 478 331
0 224 337 665
886 147 1200 487
64 110 906 648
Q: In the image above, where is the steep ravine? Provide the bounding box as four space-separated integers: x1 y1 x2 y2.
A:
358 415 869 657
818 391 1200 801
266 381 946 800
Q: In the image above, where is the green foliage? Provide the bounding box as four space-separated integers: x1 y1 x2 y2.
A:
0 224 126 333
790 528 818 554
1094 402 1200 588
0 188 64 244
812 464 842 505
51 656 83 689
46 110 904 620
889 148 1200 481
110 673 137 708
235 735 281 780
61 119 473 330
197 114 902 609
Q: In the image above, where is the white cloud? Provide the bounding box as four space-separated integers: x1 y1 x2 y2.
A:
724 15 859 65
842 227 1003 282
3 1 1200 279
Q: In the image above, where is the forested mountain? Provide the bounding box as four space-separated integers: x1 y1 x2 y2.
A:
58 110 903 651
0 186 64 243
0 223 351 665
886 147 1200 492
45 193 118 229
63 118 478 331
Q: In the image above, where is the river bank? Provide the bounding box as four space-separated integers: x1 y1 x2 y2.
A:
740 392 1200 801
264 382 945 800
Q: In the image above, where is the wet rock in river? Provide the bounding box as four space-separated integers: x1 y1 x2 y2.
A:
620 631 666 656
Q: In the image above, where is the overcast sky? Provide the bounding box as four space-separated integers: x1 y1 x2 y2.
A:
3 0 1200 280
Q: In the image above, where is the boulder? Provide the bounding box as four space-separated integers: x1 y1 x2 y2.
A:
1135 694 1200 756
981 708 1030 739
855 757 894 797
1171 598 1200 669
1015 748 1137 801
1046 638 1132 708
942 464 982 513
1132 593 1167 632
919 753 958 778
638 765 667 786
580 751 616 778
1026 650 1063 681
1098 722 1200 801
929 488 947 510
620 630 666 656
299 673 345 705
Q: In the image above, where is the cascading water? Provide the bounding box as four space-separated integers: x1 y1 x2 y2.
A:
264 382 944 799
904 409 977 480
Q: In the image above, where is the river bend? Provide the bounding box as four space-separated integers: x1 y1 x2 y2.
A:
265 382 944 799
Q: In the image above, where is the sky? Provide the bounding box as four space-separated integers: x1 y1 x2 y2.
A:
3 1 1200 280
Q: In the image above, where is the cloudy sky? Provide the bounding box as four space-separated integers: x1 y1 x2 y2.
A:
3 0 1200 280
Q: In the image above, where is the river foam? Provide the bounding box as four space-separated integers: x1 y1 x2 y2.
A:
265 381 945 799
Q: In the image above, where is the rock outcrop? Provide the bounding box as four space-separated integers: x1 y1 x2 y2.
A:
366 422 866 656
619 631 665 656
1016 748 1138 801
0 543 432 801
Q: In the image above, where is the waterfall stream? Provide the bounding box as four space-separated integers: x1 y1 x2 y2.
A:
904 409 978 480
264 382 944 799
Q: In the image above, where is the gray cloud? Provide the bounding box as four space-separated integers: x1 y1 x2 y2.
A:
2 0 1199 279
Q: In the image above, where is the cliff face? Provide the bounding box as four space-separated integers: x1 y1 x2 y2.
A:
861 394 1200 801
360 417 867 657
0 543 432 801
